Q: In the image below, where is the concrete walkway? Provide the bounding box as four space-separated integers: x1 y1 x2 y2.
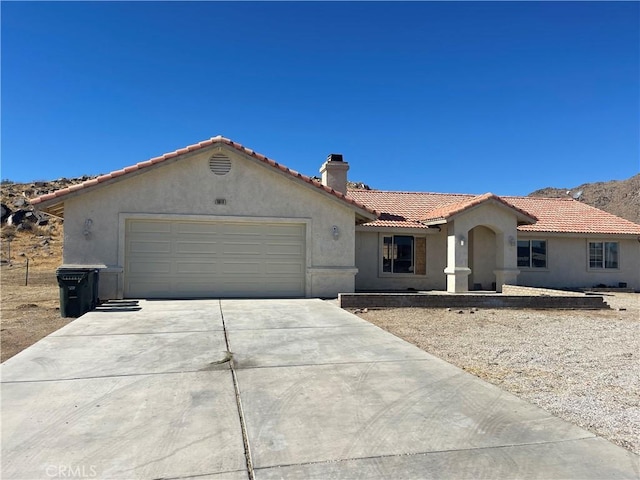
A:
1 299 638 479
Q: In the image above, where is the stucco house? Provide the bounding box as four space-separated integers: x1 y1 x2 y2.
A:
31 136 640 299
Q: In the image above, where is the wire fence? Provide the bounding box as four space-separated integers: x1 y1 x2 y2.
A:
1 261 57 287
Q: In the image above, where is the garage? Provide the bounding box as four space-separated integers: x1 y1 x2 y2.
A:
31 136 377 299
124 218 306 298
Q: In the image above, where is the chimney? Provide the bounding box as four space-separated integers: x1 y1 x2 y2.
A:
319 154 349 194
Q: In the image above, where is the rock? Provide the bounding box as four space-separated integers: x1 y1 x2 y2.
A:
1 203 12 223
7 210 28 226
457 310 464 314
13 197 27 208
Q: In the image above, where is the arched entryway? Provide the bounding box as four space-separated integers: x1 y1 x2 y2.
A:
441 195 534 293
468 225 497 291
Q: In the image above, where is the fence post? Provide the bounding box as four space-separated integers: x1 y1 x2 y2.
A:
25 258 29 286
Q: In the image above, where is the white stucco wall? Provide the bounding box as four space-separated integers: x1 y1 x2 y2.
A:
354 229 447 291
517 235 640 291
61 145 360 299
354 205 640 292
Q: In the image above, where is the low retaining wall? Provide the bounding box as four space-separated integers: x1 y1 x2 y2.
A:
582 287 635 293
339 293 609 310
501 285 585 297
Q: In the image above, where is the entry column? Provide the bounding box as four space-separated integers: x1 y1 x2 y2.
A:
444 224 470 293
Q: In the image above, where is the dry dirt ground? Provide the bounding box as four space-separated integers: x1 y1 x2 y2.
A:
1 268 69 363
353 294 640 455
1 225 70 363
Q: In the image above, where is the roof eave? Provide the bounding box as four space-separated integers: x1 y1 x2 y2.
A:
37 202 65 218
420 218 447 226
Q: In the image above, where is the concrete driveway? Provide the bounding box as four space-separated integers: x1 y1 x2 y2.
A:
1 299 638 479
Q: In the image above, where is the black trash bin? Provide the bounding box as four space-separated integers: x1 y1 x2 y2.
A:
56 268 99 318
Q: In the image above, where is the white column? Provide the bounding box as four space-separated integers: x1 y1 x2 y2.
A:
444 223 471 293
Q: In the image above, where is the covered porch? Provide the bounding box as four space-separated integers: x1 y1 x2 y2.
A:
421 193 538 293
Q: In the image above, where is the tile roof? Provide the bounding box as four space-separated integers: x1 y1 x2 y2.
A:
30 136 377 219
347 190 477 229
421 192 537 223
348 189 640 235
504 196 640 235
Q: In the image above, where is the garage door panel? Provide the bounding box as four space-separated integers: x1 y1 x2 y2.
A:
222 261 263 274
266 243 304 255
223 242 263 255
223 224 263 235
266 262 304 274
129 240 171 254
127 281 172 298
176 241 220 254
175 222 219 235
128 261 172 275
130 221 172 234
176 261 219 274
263 224 304 236
125 219 305 298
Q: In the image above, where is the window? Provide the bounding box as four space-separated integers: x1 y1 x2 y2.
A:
517 240 547 268
383 235 415 273
589 241 618 269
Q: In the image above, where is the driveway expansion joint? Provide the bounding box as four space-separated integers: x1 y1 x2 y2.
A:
220 300 255 480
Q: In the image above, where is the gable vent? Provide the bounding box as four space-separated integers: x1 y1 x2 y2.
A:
209 153 231 175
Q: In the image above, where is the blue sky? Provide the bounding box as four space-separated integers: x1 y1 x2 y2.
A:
2 1 638 195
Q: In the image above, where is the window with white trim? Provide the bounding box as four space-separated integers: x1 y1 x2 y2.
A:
517 240 547 268
589 241 618 269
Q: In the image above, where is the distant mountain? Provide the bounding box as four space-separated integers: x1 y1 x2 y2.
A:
528 174 640 225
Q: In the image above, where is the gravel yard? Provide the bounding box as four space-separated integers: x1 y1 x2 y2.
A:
353 293 639 454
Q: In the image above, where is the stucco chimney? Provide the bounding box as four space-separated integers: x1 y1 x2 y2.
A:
320 154 349 194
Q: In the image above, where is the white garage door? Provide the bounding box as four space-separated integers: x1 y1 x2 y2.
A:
124 219 305 298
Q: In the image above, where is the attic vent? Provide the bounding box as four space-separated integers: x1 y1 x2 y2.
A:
209 154 231 175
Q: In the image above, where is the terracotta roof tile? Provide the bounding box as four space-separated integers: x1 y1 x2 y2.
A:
421 192 537 223
505 196 640 235
30 136 377 218
348 189 640 235
348 190 476 229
